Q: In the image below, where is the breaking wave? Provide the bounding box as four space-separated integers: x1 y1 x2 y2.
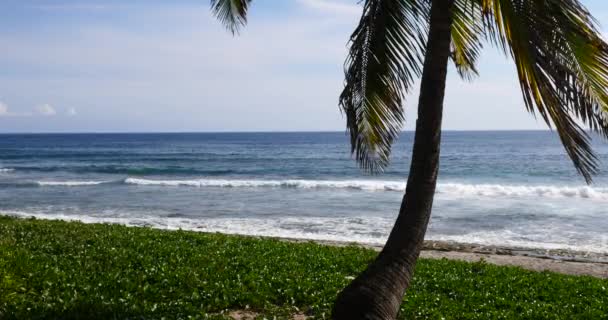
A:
7 178 603 200
36 180 114 186
123 178 608 200
124 178 405 191
2 211 606 255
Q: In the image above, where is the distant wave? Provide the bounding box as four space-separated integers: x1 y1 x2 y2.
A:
0 168 14 173
7 165 237 176
123 178 608 200
124 178 406 191
438 183 607 199
36 180 115 186
13 177 608 200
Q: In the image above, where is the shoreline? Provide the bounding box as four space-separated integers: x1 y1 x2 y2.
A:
277 237 608 263
3 214 607 278
225 236 608 279
4 215 607 319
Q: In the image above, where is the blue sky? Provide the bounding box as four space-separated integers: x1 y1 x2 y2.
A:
0 0 607 132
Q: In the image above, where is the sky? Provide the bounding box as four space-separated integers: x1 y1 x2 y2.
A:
0 0 607 133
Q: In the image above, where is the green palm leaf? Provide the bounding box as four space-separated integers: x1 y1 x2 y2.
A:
341 0 429 171
210 0 252 34
481 0 608 182
451 0 485 80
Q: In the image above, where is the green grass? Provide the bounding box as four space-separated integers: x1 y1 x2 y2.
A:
0 216 606 319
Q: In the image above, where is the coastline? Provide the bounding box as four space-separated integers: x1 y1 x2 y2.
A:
3 213 607 279
259 236 608 279
4 215 607 319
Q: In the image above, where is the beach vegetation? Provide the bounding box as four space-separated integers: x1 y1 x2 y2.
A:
1 217 607 319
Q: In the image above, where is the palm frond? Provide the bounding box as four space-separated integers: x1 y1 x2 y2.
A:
481 0 608 182
210 0 252 34
340 0 429 171
451 0 484 80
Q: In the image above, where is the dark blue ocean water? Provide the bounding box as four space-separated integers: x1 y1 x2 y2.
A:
0 131 607 253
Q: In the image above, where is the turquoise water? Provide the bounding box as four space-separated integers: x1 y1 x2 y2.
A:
0 131 607 253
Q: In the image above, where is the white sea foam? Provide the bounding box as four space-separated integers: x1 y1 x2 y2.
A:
438 183 608 199
0 168 14 173
124 177 404 191
2 211 607 255
37 180 110 186
24 177 608 200
429 231 608 255
123 178 608 200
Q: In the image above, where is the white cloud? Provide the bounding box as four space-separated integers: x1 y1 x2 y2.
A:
0 2 546 131
0 102 31 117
35 104 57 116
0 102 8 116
0 102 75 119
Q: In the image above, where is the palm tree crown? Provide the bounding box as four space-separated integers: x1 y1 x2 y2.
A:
211 1 608 318
211 0 608 183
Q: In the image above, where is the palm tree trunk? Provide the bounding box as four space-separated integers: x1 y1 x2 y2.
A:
332 0 455 319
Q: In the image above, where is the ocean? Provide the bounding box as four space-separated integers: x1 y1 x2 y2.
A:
0 131 607 254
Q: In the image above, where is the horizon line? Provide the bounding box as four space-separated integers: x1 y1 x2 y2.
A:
0 129 557 135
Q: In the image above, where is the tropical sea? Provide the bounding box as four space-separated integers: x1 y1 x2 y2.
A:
0 132 607 255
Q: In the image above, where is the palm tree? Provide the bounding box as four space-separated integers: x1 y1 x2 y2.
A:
210 0 608 318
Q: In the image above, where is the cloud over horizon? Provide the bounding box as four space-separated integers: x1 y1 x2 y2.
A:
1 0 607 132
0 102 23 117
0 101 63 117
35 104 57 116
0 101 8 116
